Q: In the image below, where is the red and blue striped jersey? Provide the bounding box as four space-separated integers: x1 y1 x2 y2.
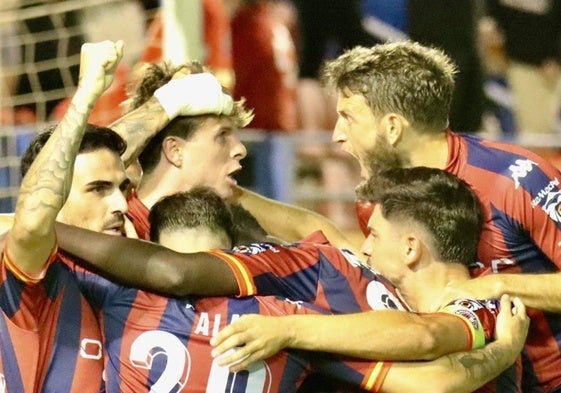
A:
207 231 410 314
355 131 561 392
0 250 104 392
446 131 561 392
126 188 151 241
69 263 390 393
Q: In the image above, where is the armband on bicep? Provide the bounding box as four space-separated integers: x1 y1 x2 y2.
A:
439 298 499 350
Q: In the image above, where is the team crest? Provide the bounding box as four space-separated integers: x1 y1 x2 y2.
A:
542 190 561 223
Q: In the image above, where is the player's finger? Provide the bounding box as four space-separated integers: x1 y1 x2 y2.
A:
211 333 247 358
511 296 526 316
228 353 255 373
499 294 512 314
216 346 252 368
211 325 238 348
115 40 124 58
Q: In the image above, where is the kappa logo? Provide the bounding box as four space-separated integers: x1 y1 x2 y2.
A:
0 374 5 393
509 159 538 189
541 190 561 223
283 298 304 309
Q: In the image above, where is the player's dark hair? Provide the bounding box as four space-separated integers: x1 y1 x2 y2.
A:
356 167 483 265
20 123 127 177
149 187 235 245
230 203 268 245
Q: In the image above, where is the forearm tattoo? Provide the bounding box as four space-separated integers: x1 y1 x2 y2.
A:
110 98 168 166
17 99 90 216
446 341 515 388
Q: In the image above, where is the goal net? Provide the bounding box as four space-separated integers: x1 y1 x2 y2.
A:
0 0 150 211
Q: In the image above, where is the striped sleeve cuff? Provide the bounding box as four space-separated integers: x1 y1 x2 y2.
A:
206 250 257 297
3 243 58 284
363 361 392 392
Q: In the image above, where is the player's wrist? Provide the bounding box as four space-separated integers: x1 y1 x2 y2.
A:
282 316 298 349
71 87 99 113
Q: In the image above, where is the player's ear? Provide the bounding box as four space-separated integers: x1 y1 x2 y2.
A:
162 136 183 167
381 113 408 147
403 234 422 268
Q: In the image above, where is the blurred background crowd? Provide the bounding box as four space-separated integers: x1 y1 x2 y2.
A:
1 0 560 231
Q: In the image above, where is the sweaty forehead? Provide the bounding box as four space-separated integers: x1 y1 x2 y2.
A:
72 149 127 184
207 115 235 128
194 116 235 135
337 91 370 112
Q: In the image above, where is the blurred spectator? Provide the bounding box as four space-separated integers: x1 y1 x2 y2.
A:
361 0 408 47
294 0 377 80
407 0 485 133
293 0 379 130
288 0 374 231
140 0 233 89
485 0 561 135
362 0 408 36
230 0 298 131
54 0 145 126
228 0 299 202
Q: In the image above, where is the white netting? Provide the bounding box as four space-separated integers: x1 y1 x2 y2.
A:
0 0 152 211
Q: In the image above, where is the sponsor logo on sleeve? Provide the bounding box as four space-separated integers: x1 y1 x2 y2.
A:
531 178 560 208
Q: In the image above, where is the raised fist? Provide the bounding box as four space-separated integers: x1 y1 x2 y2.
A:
78 40 124 98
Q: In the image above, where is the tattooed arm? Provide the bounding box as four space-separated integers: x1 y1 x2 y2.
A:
108 96 168 168
381 295 529 393
5 41 122 277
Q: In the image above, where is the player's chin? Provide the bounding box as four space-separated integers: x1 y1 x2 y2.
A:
219 178 238 197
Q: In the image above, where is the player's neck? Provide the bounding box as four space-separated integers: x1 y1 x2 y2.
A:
404 262 471 312
137 169 180 210
406 130 449 169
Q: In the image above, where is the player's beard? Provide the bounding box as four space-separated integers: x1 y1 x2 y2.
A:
364 134 408 179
